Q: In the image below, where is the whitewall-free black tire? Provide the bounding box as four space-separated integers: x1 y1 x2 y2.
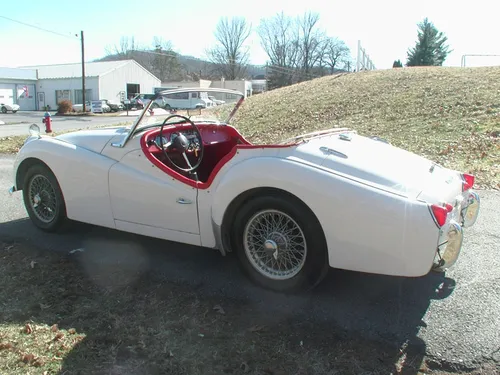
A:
232 194 329 293
22 164 67 232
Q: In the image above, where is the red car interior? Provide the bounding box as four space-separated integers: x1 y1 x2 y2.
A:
140 123 293 189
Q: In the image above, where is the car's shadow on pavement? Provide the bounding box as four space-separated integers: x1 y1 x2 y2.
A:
0 218 457 375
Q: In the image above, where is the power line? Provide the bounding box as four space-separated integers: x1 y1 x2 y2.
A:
0 15 80 40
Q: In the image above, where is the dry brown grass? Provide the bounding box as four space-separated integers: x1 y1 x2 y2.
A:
227 66 499 190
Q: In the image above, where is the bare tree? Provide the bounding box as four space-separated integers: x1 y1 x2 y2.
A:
296 11 324 80
104 36 140 59
102 36 184 81
258 12 301 89
207 17 251 80
324 37 350 73
150 36 183 81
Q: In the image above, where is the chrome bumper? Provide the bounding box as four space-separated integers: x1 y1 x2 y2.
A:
461 190 480 228
433 221 464 271
432 189 479 272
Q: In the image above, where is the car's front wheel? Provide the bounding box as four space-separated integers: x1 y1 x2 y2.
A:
233 194 329 293
1 107 6 114
22 164 67 232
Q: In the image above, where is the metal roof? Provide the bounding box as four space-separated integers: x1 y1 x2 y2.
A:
0 67 37 80
19 60 133 79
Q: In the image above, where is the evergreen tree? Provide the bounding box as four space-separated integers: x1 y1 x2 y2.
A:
393 59 403 68
406 18 451 66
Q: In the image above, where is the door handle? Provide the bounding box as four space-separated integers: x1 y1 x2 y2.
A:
177 198 192 204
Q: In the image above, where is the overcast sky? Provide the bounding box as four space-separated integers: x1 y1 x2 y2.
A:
1 0 499 70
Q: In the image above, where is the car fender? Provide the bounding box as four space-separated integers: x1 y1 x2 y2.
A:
209 156 440 277
13 136 117 229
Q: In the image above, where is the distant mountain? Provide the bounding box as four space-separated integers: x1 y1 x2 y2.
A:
95 50 267 82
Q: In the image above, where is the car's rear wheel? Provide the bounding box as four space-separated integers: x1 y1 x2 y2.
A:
22 164 67 232
12 110 17 113
232 195 329 293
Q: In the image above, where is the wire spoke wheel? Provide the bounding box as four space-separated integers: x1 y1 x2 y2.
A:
243 209 307 280
28 174 58 224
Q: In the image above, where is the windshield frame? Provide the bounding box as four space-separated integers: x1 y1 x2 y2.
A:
112 87 245 148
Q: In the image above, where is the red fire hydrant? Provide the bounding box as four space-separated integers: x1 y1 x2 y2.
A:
42 111 52 133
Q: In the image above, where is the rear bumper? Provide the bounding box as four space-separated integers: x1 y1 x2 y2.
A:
433 221 464 271
432 189 480 272
461 190 480 228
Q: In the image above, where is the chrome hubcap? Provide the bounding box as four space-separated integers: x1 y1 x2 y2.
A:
243 209 307 280
28 174 57 223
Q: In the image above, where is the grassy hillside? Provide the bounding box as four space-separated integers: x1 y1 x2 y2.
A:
231 66 500 190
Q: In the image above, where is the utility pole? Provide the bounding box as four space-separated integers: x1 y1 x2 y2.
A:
81 30 86 112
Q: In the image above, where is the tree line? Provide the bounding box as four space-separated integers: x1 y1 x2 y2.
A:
207 11 352 89
101 11 352 90
100 15 453 92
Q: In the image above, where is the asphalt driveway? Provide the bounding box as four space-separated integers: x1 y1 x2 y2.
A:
0 153 498 371
0 111 134 137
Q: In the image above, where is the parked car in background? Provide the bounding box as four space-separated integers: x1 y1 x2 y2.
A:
1 103 20 113
208 95 226 105
72 101 91 112
163 90 215 110
72 100 111 113
102 99 124 112
127 94 166 110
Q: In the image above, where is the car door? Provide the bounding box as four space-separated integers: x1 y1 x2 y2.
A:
107 148 200 236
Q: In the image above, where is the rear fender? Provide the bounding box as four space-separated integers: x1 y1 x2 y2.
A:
209 156 440 277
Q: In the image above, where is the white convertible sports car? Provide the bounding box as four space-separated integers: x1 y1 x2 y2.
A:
1 103 20 113
8 87 480 293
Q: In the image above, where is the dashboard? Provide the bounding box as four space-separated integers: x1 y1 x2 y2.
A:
144 123 250 157
153 129 201 153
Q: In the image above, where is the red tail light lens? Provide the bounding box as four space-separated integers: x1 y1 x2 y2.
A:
462 173 475 191
430 204 448 227
445 203 453 212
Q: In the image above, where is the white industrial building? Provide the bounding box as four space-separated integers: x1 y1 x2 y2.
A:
0 60 161 111
0 67 38 110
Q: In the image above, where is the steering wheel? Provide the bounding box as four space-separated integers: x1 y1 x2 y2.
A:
158 114 204 173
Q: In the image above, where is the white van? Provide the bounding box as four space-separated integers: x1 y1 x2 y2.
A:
162 91 215 110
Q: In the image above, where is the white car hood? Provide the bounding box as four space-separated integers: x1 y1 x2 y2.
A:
56 127 129 154
291 132 441 198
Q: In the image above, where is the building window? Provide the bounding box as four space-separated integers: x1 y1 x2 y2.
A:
74 89 92 104
55 90 71 104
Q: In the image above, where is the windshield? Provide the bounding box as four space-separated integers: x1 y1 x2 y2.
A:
133 88 244 132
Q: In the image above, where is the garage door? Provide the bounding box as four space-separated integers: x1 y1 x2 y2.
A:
16 84 36 110
0 84 14 106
